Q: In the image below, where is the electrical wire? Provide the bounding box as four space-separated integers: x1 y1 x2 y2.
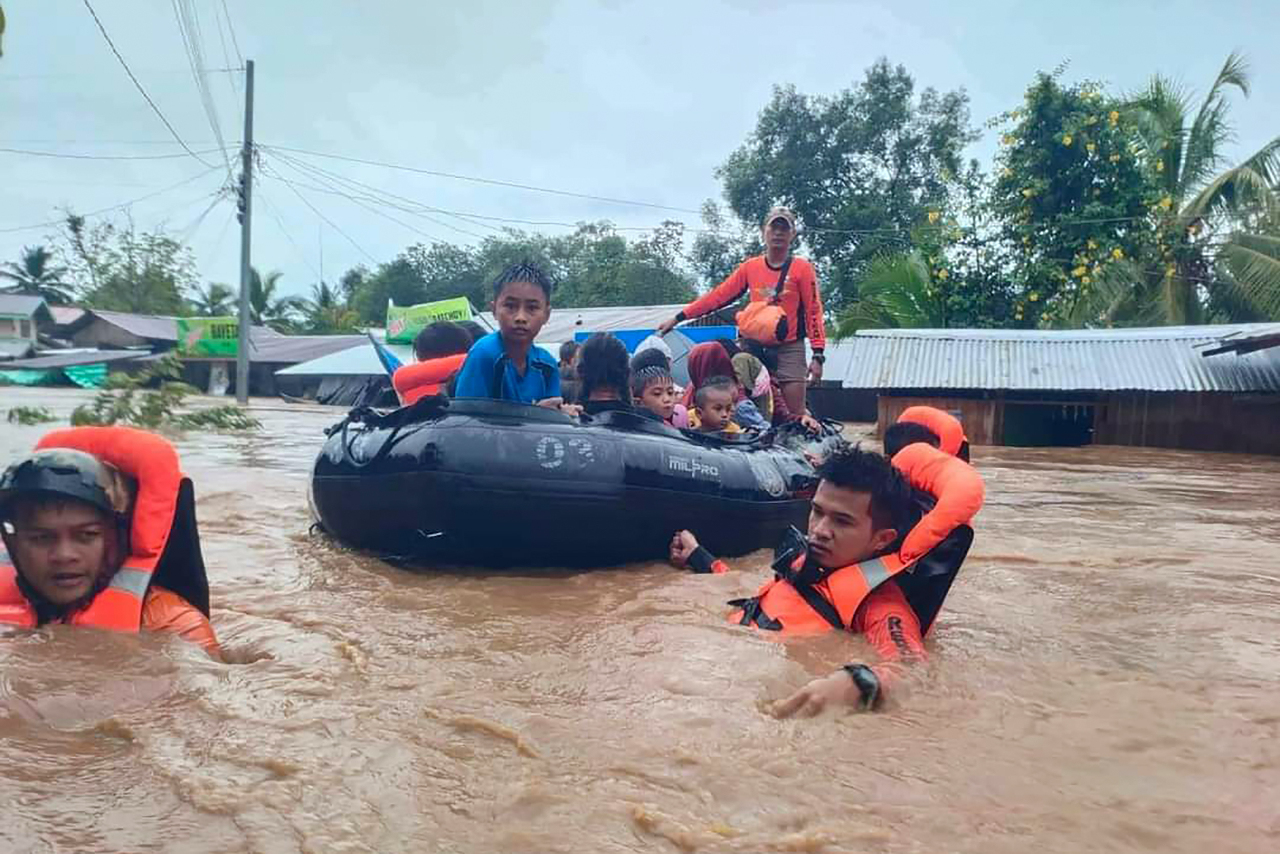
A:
259 159 451 248
256 187 323 280
264 144 705 216
264 148 491 239
79 0 215 168
171 0 233 177
0 146 230 161
264 162 377 263
0 166 223 234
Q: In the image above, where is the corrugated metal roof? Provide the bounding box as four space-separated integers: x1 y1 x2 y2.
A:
276 341 415 377
74 309 181 341
70 310 286 344
248 334 367 365
827 324 1280 392
1 349 147 370
0 294 50 318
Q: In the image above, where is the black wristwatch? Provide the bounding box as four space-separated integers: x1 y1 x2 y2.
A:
811 352 826 365
842 664 882 710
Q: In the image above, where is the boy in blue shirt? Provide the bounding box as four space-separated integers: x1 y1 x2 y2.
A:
453 261 564 407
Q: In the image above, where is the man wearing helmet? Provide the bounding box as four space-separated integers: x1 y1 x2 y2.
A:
0 429 220 657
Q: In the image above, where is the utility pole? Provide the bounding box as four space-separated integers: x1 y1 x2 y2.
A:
235 59 255 405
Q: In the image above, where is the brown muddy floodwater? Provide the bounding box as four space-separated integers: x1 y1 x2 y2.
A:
1 386 1278 854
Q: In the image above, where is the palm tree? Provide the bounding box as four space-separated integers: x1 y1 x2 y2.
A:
834 251 947 336
190 282 235 317
302 280 360 333
0 245 75 304
1126 52 1280 323
249 267 305 332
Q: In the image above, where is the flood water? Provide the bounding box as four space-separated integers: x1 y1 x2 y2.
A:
2 387 1278 854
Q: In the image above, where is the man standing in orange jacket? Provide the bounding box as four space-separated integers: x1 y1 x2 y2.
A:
657 206 827 416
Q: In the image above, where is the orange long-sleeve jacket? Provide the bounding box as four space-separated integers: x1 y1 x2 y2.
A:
679 255 827 351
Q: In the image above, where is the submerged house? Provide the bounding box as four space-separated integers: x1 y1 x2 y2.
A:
825 325 1280 455
0 295 53 361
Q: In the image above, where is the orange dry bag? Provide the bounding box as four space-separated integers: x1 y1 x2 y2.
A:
735 257 792 346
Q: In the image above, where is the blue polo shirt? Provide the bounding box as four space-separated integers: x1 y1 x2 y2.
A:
453 332 561 404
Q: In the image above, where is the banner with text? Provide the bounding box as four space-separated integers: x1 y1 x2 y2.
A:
176 317 238 357
385 297 474 344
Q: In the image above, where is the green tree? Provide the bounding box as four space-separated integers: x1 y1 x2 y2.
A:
60 214 197 315
349 256 430 324
189 282 235 316
689 201 756 288
249 267 306 332
0 245 74 303
302 281 360 333
990 72 1158 326
715 59 978 311
1125 52 1280 323
836 250 941 331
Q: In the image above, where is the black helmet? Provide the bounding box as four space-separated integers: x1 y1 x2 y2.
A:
0 449 135 521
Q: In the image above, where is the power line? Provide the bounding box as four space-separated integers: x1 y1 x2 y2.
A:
256 187 323 280
259 144 712 238
219 0 245 69
264 162 377 263
265 144 705 216
0 166 223 234
171 0 233 177
79 0 215 168
260 159 451 249
0 146 230 161
265 148 491 239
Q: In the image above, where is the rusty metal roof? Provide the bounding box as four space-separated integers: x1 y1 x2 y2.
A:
827 325 1280 393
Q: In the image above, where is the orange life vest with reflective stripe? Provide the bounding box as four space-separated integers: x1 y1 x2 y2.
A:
898 406 969 459
0 426 183 632
729 553 909 635
393 353 468 405
729 442 983 636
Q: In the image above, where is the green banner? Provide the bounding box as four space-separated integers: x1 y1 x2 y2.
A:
385 297 473 344
176 317 239 357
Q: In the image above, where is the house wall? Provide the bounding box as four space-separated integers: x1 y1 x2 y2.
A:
874 391 1280 455
1095 391 1280 455
0 314 36 341
70 319 156 350
876 395 1001 445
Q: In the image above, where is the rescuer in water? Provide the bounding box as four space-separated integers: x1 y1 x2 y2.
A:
670 410 983 716
0 426 220 657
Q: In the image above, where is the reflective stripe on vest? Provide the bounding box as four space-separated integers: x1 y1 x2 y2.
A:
729 553 909 636
0 426 183 633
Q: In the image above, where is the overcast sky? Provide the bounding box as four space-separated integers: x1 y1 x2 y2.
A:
2 0 1277 301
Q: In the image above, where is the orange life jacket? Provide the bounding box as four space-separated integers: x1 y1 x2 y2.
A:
393 353 468 405
0 426 187 632
729 443 982 636
897 406 969 460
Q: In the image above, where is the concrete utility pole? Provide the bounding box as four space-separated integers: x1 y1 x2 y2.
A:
235 59 255 404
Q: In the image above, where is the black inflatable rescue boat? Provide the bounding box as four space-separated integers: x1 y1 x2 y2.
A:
310 398 818 567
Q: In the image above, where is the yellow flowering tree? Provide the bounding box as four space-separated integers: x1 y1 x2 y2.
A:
991 72 1159 326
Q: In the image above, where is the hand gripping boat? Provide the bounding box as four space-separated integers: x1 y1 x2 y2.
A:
310 398 818 567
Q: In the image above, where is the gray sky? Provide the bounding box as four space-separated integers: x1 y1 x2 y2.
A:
3 0 1278 300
